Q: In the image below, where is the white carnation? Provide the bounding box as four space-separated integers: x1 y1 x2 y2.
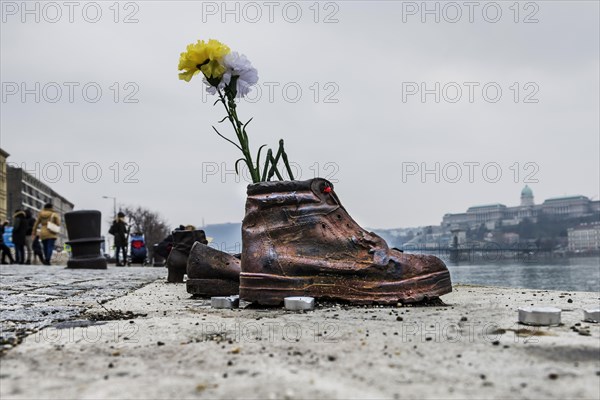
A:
205 52 258 98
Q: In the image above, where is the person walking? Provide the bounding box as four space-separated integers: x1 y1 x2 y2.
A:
11 209 27 264
109 212 128 266
31 203 61 266
24 209 35 265
0 220 15 264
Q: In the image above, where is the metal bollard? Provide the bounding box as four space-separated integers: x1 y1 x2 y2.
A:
152 244 165 267
64 210 107 269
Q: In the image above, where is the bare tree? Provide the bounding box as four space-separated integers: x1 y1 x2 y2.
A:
119 205 171 259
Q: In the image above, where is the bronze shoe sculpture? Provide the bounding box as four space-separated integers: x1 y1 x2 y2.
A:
240 178 452 305
166 229 208 283
186 242 241 296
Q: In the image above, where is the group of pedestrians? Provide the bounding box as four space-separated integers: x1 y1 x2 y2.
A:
0 203 60 265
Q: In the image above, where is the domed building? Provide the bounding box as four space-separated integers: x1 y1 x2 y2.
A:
442 186 600 230
520 185 534 207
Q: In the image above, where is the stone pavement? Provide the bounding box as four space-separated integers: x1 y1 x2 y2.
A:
0 267 598 399
0 265 165 350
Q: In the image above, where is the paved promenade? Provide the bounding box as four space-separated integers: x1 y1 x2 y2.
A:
0 264 599 399
0 265 164 349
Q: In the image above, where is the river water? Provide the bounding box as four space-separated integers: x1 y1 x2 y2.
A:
441 256 600 293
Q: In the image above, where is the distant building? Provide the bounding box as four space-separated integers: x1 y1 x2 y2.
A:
442 186 599 230
450 229 466 246
568 222 600 252
503 232 520 245
0 148 8 221
7 166 74 246
520 185 534 207
403 225 447 249
541 196 595 217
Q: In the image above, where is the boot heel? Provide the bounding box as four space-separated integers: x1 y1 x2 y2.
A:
186 279 239 297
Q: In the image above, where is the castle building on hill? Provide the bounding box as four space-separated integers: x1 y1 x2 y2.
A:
442 186 600 230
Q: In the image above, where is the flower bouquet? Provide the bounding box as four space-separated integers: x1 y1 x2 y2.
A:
178 39 294 183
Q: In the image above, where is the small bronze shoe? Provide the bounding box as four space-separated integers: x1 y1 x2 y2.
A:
166 230 208 283
186 242 241 296
240 178 452 305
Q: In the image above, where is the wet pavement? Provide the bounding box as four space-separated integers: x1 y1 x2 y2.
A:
0 264 164 349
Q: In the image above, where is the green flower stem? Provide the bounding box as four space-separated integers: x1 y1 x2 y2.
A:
216 89 260 183
210 84 294 183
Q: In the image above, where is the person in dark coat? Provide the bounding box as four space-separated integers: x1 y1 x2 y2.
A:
24 209 35 264
109 212 128 266
0 221 15 264
11 210 27 264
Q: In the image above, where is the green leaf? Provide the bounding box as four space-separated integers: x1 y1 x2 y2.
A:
234 158 245 175
255 144 267 177
268 152 284 181
212 126 243 151
261 149 273 182
243 117 254 131
279 139 295 180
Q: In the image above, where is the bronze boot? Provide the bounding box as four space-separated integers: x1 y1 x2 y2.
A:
186 242 241 296
240 178 452 305
166 230 208 283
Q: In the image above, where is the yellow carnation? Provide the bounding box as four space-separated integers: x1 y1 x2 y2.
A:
178 39 230 82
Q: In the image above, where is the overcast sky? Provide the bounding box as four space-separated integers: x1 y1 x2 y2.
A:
1 1 599 232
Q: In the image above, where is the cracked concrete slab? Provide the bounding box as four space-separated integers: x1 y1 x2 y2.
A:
0 277 598 400
0 265 165 347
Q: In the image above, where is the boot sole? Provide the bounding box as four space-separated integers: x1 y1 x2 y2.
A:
239 270 452 306
186 278 239 297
